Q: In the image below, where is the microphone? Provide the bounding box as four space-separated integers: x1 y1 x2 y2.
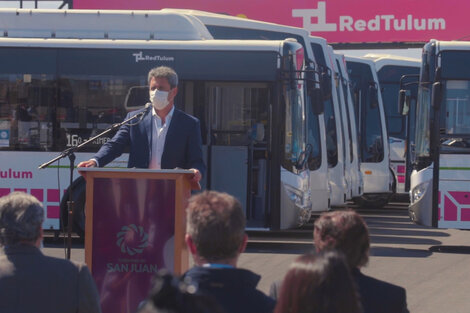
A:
137 102 152 120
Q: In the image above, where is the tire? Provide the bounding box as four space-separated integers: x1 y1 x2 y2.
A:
353 194 392 209
60 176 86 239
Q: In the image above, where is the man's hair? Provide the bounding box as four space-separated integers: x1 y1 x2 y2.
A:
314 210 369 269
186 191 246 262
274 251 362 313
0 192 44 246
148 66 178 88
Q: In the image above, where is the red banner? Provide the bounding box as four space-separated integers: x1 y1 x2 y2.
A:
73 0 465 43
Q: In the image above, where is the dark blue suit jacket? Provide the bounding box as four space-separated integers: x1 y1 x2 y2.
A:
93 107 206 177
353 268 409 313
182 267 275 313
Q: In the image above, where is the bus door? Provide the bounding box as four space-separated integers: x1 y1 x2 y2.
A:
436 79 470 229
196 82 271 228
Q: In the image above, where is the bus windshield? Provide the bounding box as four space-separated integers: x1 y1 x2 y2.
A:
415 85 431 157
441 80 470 149
378 65 419 140
347 61 384 163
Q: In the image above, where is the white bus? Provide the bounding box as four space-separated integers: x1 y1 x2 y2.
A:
159 8 333 211
402 40 470 229
365 54 420 197
346 56 393 208
0 10 323 233
309 36 361 207
334 51 363 199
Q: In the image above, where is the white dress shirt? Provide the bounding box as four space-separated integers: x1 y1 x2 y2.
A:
149 106 174 169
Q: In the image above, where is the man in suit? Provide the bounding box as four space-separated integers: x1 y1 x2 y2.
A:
78 66 205 183
313 210 409 313
0 192 101 313
182 191 275 313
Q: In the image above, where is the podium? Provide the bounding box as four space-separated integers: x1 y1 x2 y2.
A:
80 168 198 313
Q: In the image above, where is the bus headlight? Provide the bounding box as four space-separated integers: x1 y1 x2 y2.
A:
285 185 311 209
411 182 429 203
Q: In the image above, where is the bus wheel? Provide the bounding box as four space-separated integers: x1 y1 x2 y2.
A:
60 176 86 239
353 194 391 209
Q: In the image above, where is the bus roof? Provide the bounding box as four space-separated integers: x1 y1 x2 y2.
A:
363 53 420 70
432 40 470 52
160 8 316 63
0 36 298 52
160 8 308 35
0 8 213 40
345 55 377 67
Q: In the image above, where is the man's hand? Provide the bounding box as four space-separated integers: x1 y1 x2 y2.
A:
77 160 97 168
189 168 202 183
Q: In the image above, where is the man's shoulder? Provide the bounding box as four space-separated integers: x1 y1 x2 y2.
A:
356 270 405 293
174 108 199 124
41 254 86 272
183 267 274 313
354 270 407 308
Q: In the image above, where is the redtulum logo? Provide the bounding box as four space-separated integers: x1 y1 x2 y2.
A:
293 1 446 33
116 224 149 256
132 51 175 63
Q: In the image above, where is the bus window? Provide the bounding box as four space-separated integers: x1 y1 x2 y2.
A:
0 48 58 151
205 83 269 146
415 86 431 158
445 80 470 135
311 43 337 167
378 65 419 140
347 61 384 163
306 91 322 170
283 82 305 172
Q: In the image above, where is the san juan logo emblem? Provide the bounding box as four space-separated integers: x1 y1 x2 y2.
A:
116 224 149 256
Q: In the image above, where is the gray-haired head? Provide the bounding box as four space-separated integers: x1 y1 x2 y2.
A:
0 192 44 246
148 66 178 88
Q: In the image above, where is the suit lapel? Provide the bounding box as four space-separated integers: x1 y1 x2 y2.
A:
162 108 180 164
144 109 153 157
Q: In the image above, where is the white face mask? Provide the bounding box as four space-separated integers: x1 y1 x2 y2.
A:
149 89 169 110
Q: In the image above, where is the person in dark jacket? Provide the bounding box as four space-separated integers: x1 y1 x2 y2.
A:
313 210 409 313
78 66 205 184
0 192 101 313
182 191 275 313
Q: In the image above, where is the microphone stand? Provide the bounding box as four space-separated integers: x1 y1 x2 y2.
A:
38 109 149 260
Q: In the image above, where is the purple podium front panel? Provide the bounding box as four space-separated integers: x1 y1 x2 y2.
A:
91 177 175 313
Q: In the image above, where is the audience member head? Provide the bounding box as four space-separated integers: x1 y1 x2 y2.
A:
185 191 247 266
313 210 369 269
0 192 44 247
138 270 224 313
274 251 362 313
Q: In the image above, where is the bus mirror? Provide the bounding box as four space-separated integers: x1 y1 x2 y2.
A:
295 144 313 170
422 52 430 82
398 89 411 115
369 84 378 108
321 72 332 100
435 66 441 82
310 88 324 115
289 75 297 90
125 86 149 112
432 82 442 111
